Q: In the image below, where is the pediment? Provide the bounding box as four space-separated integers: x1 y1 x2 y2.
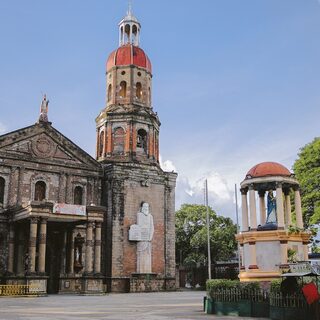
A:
0 124 100 169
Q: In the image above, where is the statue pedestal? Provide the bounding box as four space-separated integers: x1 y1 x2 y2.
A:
130 273 161 292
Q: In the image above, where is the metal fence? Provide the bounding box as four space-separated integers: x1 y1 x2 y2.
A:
270 292 308 309
0 285 41 296
210 288 269 302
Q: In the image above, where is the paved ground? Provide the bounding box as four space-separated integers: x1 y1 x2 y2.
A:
0 290 269 320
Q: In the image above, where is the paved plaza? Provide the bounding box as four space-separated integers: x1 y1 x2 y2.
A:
0 290 269 320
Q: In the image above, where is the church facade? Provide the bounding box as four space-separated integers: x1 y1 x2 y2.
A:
0 9 177 294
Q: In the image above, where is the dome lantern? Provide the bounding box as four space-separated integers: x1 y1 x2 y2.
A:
118 3 141 47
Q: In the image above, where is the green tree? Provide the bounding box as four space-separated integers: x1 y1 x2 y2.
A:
293 137 320 227
176 204 237 267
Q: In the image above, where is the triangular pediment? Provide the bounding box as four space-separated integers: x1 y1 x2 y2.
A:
0 123 101 169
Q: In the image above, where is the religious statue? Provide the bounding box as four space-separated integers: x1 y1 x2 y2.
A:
129 202 154 273
38 94 49 122
257 190 278 231
266 191 277 224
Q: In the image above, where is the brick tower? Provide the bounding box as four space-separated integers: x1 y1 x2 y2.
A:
96 7 177 293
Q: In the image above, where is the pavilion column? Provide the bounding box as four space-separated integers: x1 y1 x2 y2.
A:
38 218 47 274
303 241 309 261
241 189 249 232
280 240 288 265
248 241 258 269
85 221 94 274
240 244 245 270
68 229 74 274
7 222 15 274
258 191 266 225
294 187 304 229
284 190 292 227
276 183 285 229
28 217 38 273
94 222 102 274
249 185 257 230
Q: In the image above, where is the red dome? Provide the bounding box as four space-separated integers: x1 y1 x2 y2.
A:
106 44 152 73
246 162 291 178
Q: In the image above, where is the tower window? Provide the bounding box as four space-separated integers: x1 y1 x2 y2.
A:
121 71 126 75
113 127 125 154
119 81 127 98
0 177 5 205
34 181 46 201
148 87 151 105
137 72 141 77
137 129 147 153
74 186 83 205
107 84 112 102
125 24 130 43
99 131 104 157
136 82 142 100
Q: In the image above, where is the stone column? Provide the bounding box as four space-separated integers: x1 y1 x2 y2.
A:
85 221 94 274
258 190 266 225
16 227 25 274
241 189 249 232
94 222 102 274
276 183 285 229
28 217 38 273
68 229 74 274
280 240 288 265
284 190 292 227
248 241 258 269
294 187 304 229
38 218 47 274
249 186 257 230
60 230 67 274
7 222 15 274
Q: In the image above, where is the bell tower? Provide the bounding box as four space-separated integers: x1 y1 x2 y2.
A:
97 7 177 293
96 6 159 165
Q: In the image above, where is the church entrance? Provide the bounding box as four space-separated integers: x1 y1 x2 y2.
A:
46 225 64 294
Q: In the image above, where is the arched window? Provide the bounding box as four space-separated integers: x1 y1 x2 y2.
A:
132 24 138 44
74 186 83 205
136 82 142 100
34 181 46 201
119 81 127 98
107 84 112 102
0 177 5 205
113 127 125 154
125 24 130 43
99 131 104 157
137 129 147 153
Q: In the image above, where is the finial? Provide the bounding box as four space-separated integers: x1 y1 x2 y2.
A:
38 94 49 123
127 0 133 16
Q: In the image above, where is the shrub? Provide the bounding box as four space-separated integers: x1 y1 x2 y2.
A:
270 279 282 293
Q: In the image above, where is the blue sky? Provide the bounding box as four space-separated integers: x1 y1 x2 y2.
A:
0 1 320 220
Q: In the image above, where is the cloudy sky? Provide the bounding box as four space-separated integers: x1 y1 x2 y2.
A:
0 1 320 220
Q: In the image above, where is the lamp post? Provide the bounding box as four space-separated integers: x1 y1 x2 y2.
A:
205 179 212 280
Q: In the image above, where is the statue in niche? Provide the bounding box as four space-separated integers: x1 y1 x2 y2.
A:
266 191 277 223
258 190 278 231
129 202 154 273
74 233 84 272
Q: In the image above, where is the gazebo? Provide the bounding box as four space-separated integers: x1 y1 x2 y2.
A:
236 162 310 282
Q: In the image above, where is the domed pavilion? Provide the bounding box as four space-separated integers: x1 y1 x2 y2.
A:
236 162 310 282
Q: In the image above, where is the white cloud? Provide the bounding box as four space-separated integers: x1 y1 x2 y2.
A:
0 122 7 134
159 155 177 172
